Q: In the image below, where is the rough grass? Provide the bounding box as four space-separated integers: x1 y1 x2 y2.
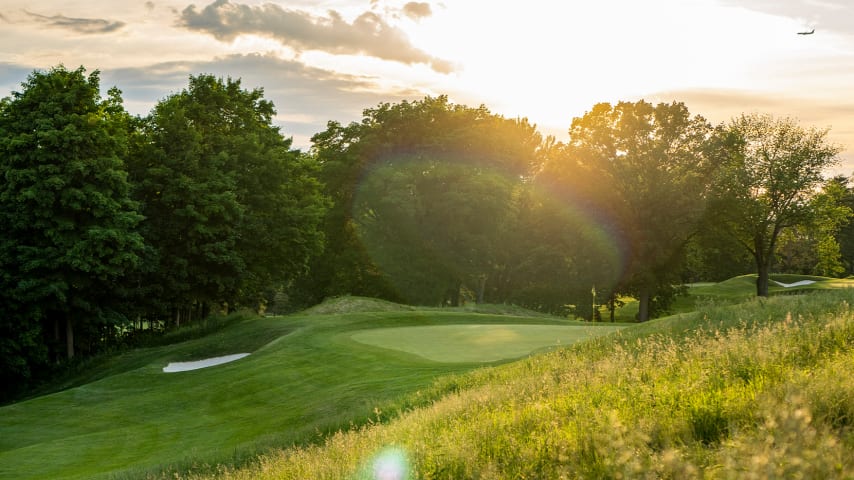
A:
189 289 854 479
301 296 417 315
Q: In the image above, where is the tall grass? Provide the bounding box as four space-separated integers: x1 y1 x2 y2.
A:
192 290 854 479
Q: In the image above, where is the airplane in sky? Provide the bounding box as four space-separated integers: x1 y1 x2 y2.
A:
797 28 815 35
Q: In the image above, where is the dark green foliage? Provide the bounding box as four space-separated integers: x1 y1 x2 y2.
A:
0 69 327 400
833 175 854 275
127 75 326 319
297 96 545 307
0 66 144 394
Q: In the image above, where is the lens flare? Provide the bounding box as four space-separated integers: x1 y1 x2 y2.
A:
371 447 409 480
351 153 630 303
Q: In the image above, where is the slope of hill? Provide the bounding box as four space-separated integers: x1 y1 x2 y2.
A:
184 289 854 479
3 283 854 479
0 300 617 480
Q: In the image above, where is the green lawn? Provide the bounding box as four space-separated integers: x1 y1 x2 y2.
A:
350 324 625 363
0 307 620 480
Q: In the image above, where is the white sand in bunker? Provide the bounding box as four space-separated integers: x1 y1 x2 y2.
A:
162 353 250 373
772 280 817 288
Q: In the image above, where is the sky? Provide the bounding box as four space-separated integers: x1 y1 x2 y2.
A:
2 0 854 175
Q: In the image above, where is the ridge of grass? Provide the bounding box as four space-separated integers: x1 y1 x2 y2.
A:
302 295 558 318
190 289 854 479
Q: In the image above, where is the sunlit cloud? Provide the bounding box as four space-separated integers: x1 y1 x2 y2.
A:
179 0 455 73
100 53 424 148
402 2 432 21
24 11 125 34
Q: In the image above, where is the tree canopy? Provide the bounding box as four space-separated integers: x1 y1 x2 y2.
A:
127 74 327 320
541 100 717 320
0 66 144 392
301 96 545 306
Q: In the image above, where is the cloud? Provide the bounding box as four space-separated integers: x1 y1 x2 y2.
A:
179 0 455 73
25 11 125 34
98 53 425 148
402 2 432 21
717 0 854 35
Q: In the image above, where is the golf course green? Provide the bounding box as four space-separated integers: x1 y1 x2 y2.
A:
350 324 625 362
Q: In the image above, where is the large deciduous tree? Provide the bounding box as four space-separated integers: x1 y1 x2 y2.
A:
301 96 544 306
552 100 716 321
710 114 842 296
0 66 144 378
128 75 325 320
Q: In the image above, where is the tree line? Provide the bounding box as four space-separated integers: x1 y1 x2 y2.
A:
1 65 849 398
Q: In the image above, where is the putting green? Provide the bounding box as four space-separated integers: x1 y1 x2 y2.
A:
350 324 626 363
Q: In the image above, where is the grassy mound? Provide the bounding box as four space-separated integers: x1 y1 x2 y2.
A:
188 290 854 479
301 295 556 318
300 296 416 315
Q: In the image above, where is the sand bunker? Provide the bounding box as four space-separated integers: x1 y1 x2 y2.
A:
772 280 817 288
162 353 250 373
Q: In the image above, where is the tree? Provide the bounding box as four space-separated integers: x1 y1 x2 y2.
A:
0 66 144 374
550 101 716 321
302 96 544 306
511 138 625 318
774 177 852 277
831 176 854 275
709 114 842 296
128 75 326 320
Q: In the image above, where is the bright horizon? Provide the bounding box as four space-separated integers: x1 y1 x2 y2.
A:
2 0 853 174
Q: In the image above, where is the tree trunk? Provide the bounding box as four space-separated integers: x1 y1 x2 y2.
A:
756 260 770 297
754 234 771 297
637 288 650 322
65 316 75 360
755 226 781 297
608 294 616 323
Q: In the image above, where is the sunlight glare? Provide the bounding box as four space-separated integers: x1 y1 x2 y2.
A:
371 447 409 480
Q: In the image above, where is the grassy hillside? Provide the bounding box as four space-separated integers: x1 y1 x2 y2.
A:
0 303 619 480
184 289 854 479
3 278 854 479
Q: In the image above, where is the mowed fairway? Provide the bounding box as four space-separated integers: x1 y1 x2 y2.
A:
351 324 625 362
0 304 624 480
